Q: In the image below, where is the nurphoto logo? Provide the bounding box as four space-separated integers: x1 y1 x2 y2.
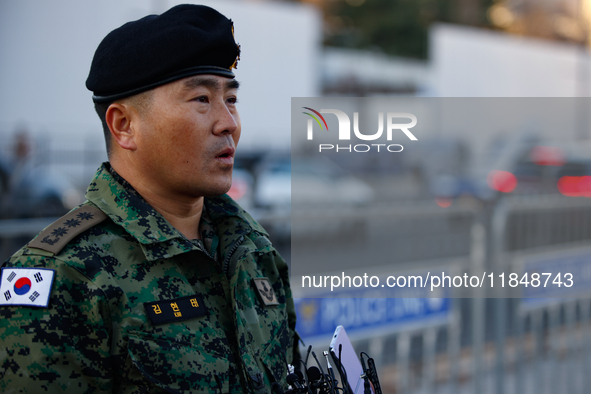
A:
302 107 418 153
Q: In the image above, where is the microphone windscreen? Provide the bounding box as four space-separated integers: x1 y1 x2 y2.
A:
307 366 321 381
287 373 300 386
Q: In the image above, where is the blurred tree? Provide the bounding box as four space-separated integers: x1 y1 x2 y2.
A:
304 0 495 59
489 0 588 45
291 0 591 55
295 0 591 57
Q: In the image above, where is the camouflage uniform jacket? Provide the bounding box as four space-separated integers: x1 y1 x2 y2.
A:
0 163 297 393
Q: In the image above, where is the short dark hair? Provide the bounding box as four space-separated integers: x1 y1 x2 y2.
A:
94 101 113 157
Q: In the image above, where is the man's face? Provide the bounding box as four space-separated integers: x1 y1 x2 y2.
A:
131 74 241 199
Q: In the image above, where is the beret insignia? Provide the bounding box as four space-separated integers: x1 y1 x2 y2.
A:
230 21 240 70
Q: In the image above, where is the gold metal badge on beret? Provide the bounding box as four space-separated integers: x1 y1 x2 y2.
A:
230 21 240 69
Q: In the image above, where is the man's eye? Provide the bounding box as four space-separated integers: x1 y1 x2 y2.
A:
194 96 209 103
227 97 238 104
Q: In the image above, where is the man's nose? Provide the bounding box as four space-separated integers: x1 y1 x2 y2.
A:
213 104 239 135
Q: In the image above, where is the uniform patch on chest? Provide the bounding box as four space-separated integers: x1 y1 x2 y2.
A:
143 294 206 326
0 267 55 308
252 277 279 306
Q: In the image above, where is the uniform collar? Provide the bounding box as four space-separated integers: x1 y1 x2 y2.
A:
86 162 182 245
85 162 266 260
204 193 269 259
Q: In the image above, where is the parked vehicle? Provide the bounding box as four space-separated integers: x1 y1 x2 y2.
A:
432 140 591 200
254 154 374 208
227 167 255 211
0 155 81 219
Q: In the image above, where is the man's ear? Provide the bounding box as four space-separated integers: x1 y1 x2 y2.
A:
106 103 138 151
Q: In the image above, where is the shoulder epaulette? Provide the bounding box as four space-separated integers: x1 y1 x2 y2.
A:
28 205 108 254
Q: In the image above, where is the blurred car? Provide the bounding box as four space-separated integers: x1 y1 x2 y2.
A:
432 140 591 200
254 154 375 208
0 156 81 219
227 167 255 211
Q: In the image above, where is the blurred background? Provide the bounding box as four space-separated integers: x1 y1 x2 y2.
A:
3 0 591 392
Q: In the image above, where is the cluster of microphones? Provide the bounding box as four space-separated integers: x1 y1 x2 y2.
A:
274 344 382 394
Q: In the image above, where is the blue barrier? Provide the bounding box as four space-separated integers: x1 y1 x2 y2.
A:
295 295 450 342
520 248 591 307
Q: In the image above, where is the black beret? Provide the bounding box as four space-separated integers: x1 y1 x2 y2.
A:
86 4 240 103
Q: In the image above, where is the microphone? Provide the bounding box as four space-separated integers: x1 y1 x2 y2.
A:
324 351 337 394
330 347 352 394
306 366 322 393
360 354 372 394
360 352 383 394
286 370 306 393
293 341 383 394
286 375 303 392
305 345 313 366
307 366 322 382
311 351 326 380
367 358 382 394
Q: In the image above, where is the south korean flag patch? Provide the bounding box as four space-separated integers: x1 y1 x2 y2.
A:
0 268 55 308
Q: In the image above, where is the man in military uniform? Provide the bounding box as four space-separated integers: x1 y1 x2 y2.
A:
0 4 298 393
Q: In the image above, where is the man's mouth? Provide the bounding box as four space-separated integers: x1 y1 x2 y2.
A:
215 147 235 165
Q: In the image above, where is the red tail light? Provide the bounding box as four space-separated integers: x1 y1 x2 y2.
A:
557 176 591 197
530 146 565 166
435 197 453 208
487 170 517 193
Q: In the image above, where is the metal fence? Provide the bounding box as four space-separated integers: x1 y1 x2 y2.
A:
290 195 591 394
